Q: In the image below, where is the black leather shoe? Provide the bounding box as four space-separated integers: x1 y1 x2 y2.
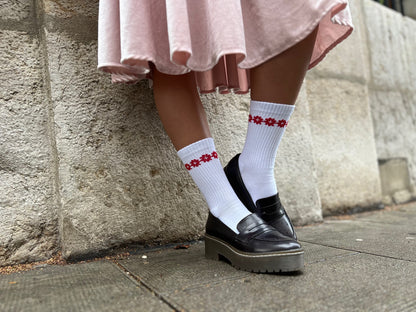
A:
224 154 297 240
205 212 303 272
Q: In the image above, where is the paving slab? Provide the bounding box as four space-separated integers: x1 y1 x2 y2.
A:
119 241 416 312
350 205 416 227
296 206 416 261
1 204 415 311
0 261 171 312
118 241 357 310
165 253 416 312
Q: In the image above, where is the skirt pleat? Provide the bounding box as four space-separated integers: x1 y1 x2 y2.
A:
98 0 353 94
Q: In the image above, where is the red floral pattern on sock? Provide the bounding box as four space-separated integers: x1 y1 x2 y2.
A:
185 151 218 171
252 115 264 125
200 154 212 162
249 115 288 128
190 159 201 168
264 117 277 127
277 119 288 128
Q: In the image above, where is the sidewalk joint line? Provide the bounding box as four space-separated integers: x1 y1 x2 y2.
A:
112 260 183 312
300 240 416 263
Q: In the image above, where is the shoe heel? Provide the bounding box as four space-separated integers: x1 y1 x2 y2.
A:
204 235 220 260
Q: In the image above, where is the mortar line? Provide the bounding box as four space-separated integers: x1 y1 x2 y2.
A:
113 260 184 312
300 240 416 263
33 0 64 253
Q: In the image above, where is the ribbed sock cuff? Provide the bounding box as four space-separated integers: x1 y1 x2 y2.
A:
177 138 215 164
250 100 295 116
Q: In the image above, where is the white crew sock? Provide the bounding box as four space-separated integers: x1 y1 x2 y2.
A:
239 100 295 204
177 138 251 233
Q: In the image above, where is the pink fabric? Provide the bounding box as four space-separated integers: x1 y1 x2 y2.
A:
98 0 353 94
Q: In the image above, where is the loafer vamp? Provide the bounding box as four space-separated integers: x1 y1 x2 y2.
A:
235 214 301 253
224 154 297 240
255 194 297 240
206 213 301 254
267 214 297 239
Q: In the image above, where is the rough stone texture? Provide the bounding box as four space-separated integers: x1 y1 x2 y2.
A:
363 0 416 93
42 0 98 19
402 17 416 90
363 1 410 91
38 1 204 260
392 190 413 204
0 0 32 21
0 13 58 265
44 31 207 259
306 78 382 215
368 90 416 189
306 0 383 215
404 0 416 19
41 0 213 259
379 158 412 196
364 1 416 194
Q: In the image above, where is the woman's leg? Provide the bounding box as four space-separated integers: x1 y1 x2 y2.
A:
152 69 251 233
152 70 210 151
234 27 319 218
250 26 319 105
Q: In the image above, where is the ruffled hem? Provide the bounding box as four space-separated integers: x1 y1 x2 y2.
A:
98 0 353 94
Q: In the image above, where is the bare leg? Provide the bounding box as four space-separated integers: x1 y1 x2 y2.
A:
152 69 210 150
250 26 319 104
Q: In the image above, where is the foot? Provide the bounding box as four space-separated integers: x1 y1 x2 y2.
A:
224 154 297 239
205 212 303 272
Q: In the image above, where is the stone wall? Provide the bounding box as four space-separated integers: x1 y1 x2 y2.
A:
403 0 416 19
0 0 414 266
0 1 59 265
363 1 416 203
306 0 382 215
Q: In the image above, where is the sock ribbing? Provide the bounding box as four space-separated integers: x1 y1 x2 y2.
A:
178 138 250 233
239 100 295 203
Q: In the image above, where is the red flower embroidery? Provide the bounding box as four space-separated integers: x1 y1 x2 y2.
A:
248 114 253 123
190 159 201 168
185 164 192 171
277 119 287 128
211 151 218 159
265 118 277 127
200 154 212 163
253 116 263 125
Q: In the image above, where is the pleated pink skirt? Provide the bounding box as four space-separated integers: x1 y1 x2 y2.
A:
98 0 353 94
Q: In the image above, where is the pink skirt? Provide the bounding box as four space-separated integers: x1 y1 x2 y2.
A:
97 0 353 94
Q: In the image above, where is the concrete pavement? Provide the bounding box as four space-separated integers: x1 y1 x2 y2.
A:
1 203 415 311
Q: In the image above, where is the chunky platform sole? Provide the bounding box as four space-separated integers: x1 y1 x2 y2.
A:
205 234 304 273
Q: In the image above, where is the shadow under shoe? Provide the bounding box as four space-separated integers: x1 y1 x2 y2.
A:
224 154 297 240
205 212 303 273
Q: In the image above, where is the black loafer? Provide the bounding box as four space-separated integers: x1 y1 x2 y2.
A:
224 154 297 240
205 212 304 272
